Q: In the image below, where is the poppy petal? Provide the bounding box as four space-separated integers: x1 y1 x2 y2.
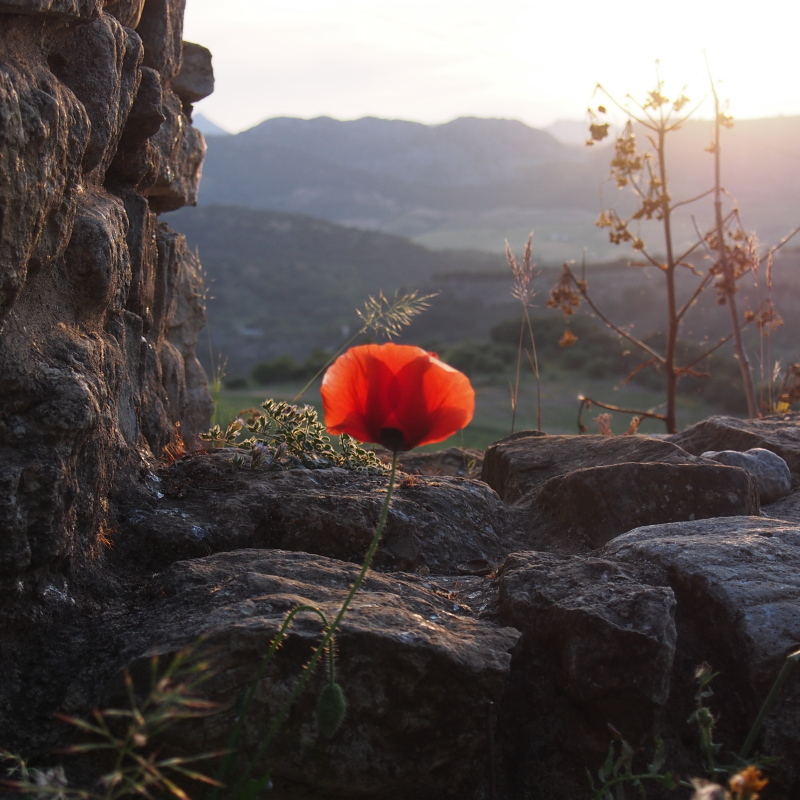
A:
321 343 474 451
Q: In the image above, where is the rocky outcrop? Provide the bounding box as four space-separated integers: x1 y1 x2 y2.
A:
115 451 512 575
2 1 800 796
4 417 800 799
0 0 212 602
119 550 521 800
481 432 761 552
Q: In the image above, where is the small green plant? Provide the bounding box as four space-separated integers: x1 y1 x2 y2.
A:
200 399 386 473
688 663 723 777
588 730 678 799
1 645 222 799
588 648 800 799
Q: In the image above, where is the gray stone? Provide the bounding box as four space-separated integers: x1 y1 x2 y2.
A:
116 451 513 576
106 66 166 189
104 0 145 28
0 6 211 598
702 447 792 504
0 0 102 18
48 15 143 178
135 0 187 81
145 87 206 212
498 551 676 759
602 517 800 786
481 432 708 505
107 549 521 800
669 414 800 474
535 461 760 549
0 21 90 330
171 41 214 105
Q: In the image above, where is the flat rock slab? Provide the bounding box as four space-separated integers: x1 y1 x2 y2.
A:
109 549 521 800
115 451 512 575
497 551 676 757
669 414 800 475
601 517 800 782
536 461 760 549
480 433 710 506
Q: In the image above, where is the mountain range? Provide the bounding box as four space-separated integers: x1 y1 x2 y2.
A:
195 114 800 260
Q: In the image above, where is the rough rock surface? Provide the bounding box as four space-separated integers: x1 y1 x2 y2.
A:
535 461 759 549
114 550 521 800
498 551 677 759
481 432 713 504
602 517 800 793
171 41 214 106
2 0 800 795
0 0 211 602
481 432 760 552
114 450 513 576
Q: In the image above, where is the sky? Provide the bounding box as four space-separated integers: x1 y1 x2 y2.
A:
182 0 800 135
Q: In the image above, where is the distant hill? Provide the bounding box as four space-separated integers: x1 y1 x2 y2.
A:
167 204 800 377
168 205 515 371
196 115 800 259
192 112 231 137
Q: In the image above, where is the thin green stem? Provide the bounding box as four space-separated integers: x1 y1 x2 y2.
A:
209 605 330 800
739 647 800 761
232 452 399 794
292 332 361 403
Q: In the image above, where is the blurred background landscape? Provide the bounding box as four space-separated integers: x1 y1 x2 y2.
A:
169 113 800 446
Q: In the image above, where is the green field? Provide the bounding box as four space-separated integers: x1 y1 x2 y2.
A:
211 368 731 454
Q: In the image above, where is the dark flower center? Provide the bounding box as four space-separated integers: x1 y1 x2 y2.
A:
379 427 407 452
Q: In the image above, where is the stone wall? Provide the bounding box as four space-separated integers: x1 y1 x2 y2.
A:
0 0 212 605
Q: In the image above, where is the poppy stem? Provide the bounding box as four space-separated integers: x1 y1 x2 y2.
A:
232 452 400 793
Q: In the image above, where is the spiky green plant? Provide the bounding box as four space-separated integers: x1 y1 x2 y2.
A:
1 645 222 799
200 399 386 473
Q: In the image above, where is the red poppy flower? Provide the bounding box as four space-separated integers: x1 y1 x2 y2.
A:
321 343 475 451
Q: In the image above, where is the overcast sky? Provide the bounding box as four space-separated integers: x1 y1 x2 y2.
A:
183 0 800 134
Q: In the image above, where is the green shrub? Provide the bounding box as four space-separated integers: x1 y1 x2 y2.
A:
224 376 249 390
251 355 298 385
441 341 514 376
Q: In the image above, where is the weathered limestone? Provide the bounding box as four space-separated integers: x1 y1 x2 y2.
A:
0 2 211 601
171 41 214 106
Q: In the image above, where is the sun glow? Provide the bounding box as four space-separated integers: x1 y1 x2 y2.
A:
184 0 800 133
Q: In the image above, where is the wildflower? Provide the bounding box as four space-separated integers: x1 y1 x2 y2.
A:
321 343 474 452
729 766 768 800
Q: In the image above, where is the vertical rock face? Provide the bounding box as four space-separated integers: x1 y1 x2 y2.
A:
0 0 212 604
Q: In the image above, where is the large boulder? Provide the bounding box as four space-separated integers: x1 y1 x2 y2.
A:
113 450 513 576
497 552 676 760
100 549 521 800
535 461 759 549
481 432 760 552
602 517 800 793
481 432 711 504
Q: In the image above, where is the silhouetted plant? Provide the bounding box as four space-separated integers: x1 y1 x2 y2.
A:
550 68 797 432
505 234 542 432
